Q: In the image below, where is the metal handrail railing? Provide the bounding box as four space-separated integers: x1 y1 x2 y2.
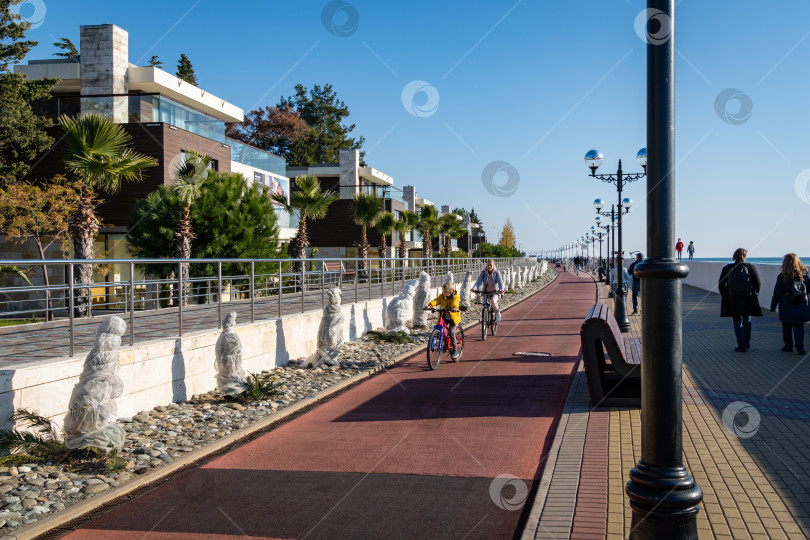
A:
0 256 536 358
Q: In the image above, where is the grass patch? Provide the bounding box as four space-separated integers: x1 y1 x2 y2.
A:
0 318 42 327
224 372 283 404
366 330 414 344
0 409 122 471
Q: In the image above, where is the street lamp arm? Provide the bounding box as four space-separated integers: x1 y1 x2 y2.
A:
592 171 646 187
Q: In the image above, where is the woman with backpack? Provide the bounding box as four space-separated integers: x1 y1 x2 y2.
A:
769 253 810 354
718 248 762 352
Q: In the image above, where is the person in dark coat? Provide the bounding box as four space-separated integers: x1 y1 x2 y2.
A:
769 253 810 354
718 248 762 352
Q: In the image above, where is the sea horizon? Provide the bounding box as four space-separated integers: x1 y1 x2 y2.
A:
689 257 807 265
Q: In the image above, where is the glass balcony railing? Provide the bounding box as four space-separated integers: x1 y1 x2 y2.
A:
228 139 286 176
35 93 227 143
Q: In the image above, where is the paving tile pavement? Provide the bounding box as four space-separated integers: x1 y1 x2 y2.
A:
607 281 810 539
526 269 810 540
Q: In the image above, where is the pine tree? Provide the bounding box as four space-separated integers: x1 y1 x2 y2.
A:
278 84 365 166
176 53 197 86
53 38 78 59
147 55 163 68
0 0 57 183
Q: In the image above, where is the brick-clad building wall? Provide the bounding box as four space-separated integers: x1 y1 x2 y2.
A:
24 122 232 227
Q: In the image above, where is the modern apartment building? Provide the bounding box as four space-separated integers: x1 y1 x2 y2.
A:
287 149 408 258
15 24 295 251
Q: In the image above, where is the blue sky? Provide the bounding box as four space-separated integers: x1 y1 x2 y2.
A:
16 0 810 258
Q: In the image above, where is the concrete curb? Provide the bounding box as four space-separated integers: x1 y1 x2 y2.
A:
17 270 559 540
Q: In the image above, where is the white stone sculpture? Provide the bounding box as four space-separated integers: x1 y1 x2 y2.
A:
63 316 126 450
445 270 454 285
386 279 417 333
301 288 345 368
215 312 248 393
460 271 473 310
412 271 432 327
503 268 511 291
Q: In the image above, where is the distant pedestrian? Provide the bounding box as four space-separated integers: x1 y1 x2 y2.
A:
687 241 695 261
627 253 643 314
769 253 810 355
718 248 762 352
675 238 684 260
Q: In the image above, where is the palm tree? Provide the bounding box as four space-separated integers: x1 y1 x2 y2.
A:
350 193 383 275
272 175 337 266
439 213 467 259
375 212 396 260
172 150 212 305
394 210 419 259
60 114 157 316
417 205 440 263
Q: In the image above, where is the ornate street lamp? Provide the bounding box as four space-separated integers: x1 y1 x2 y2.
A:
625 2 702 537
585 149 646 332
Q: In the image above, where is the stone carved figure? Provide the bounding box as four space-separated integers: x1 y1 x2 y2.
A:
386 280 417 333
301 288 345 368
502 268 511 291
215 312 248 393
412 271 432 327
460 271 473 310
445 271 454 285
63 316 126 450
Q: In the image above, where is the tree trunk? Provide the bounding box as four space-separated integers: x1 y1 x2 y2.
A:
69 190 99 318
356 229 369 279
292 216 309 288
398 237 407 259
174 207 194 306
35 241 53 321
423 230 433 267
444 236 451 259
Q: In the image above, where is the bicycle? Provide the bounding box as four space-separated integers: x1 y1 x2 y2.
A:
472 289 500 340
425 307 465 370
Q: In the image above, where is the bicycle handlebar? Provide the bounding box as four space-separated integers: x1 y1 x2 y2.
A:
425 307 459 312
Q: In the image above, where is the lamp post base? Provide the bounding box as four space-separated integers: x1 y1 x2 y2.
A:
613 289 631 332
626 461 703 539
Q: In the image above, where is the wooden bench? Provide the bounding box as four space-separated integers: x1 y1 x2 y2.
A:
321 261 355 285
579 303 641 407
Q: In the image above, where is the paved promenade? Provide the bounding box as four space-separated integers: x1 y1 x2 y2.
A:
526 268 810 539
58 269 594 539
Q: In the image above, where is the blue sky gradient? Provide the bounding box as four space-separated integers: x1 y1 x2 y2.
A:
17 0 810 258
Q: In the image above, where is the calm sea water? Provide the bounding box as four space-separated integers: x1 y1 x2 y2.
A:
691 257 809 266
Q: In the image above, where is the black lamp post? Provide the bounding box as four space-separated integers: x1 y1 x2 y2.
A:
585 152 645 333
625 1 702 537
594 215 612 284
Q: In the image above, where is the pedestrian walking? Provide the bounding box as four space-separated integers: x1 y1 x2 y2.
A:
627 252 643 314
687 241 695 261
675 238 684 260
769 253 810 355
718 248 762 352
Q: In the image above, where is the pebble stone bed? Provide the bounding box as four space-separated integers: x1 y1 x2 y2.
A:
0 269 558 534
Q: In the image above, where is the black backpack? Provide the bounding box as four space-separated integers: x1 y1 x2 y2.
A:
728 264 752 297
786 277 808 305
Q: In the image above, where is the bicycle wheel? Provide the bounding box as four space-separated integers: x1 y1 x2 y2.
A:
481 306 488 340
490 309 498 336
427 329 442 370
455 326 465 361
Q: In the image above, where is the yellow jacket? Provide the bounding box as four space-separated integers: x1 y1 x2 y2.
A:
427 290 461 325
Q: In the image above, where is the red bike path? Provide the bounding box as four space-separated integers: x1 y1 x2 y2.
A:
63 269 595 540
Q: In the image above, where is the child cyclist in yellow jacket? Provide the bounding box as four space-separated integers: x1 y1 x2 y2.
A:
425 282 461 359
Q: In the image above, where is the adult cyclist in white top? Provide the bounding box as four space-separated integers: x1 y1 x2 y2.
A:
472 259 505 322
